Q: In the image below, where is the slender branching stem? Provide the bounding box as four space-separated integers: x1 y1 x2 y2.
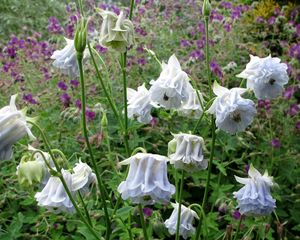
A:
175 171 185 240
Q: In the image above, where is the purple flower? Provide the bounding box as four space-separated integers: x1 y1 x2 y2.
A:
75 99 82 109
198 22 205 34
189 50 204 61
245 164 250 174
70 79 79 87
220 1 232 9
23 94 38 105
232 210 241 220
138 58 146 66
143 207 153 218
288 104 300 116
267 16 276 25
150 117 158 127
210 10 224 22
256 17 264 24
60 93 71 107
180 40 191 48
210 60 223 79
57 81 68 91
283 86 296 100
48 17 63 34
289 43 300 59
95 44 107 54
223 23 232 32
295 121 300 130
271 139 280 149
86 109 96 121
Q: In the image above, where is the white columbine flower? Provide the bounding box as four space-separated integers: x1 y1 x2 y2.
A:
233 164 276 216
0 94 35 160
164 202 199 239
237 55 289 99
71 160 96 194
117 153 175 205
149 54 191 109
99 10 134 53
168 133 207 172
35 169 75 213
178 85 204 119
127 83 156 124
51 38 78 77
207 82 256 134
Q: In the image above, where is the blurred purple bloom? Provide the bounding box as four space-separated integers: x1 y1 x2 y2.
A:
48 17 63 34
210 10 224 22
95 44 107 54
283 86 296 100
143 207 153 218
224 23 232 32
245 164 250 173
232 210 241 220
198 22 205 34
295 121 300 130
256 17 265 24
288 104 300 116
267 16 276 25
138 58 146 66
70 79 79 87
75 99 82 109
23 94 38 105
57 81 68 91
220 1 232 9
135 27 147 36
271 139 280 148
60 93 71 107
210 60 223 78
189 50 204 61
180 40 191 48
86 109 96 121
289 43 300 59
111 5 120 15
150 117 158 127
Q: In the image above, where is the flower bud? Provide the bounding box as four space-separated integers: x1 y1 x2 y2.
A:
17 157 45 187
101 112 108 128
202 0 211 17
74 19 88 54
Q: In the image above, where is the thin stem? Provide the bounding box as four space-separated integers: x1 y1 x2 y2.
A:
27 121 100 240
131 147 147 156
129 0 135 20
78 191 93 227
233 217 243 240
138 204 149 240
120 53 130 156
77 53 111 240
88 43 124 130
204 16 212 98
176 171 185 240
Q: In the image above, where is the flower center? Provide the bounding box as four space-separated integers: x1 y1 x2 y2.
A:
231 111 241 122
269 79 276 85
163 93 169 101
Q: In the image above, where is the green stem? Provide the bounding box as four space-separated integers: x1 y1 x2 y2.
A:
176 171 185 240
129 0 135 20
189 204 208 238
77 53 111 240
204 16 212 98
131 147 147 156
138 204 149 240
27 121 101 240
87 43 124 130
78 191 93 227
233 216 243 240
120 53 130 156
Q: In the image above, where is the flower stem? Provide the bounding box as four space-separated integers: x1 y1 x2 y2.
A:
204 16 212 98
27 121 101 240
78 191 93 226
77 53 111 240
233 216 243 240
138 204 149 240
175 170 185 240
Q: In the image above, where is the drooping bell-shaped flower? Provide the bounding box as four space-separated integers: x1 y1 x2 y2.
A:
71 160 96 194
0 94 36 160
127 83 157 124
149 55 191 109
178 85 204 119
117 153 175 205
207 82 256 134
237 55 289 99
99 10 134 53
168 133 207 172
233 164 276 216
35 169 74 213
164 202 199 239
51 38 79 77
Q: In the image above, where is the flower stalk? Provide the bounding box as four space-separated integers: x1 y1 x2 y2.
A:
175 170 185 240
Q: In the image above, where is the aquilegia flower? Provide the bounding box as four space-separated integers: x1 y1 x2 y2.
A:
127 83 156 124
237 55 289 99
71 160 96 194
164 202 199 239
35 169 74 213
51 38 78 77
99 10 134 53
117 153 175 205
178 86 204 119
149 54 191 109
0 94 35 160
168 133 207 172
233 164 276 216
207 82 256 134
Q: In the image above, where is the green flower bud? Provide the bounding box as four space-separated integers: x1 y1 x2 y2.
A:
202 0 211 17
74 19 88 54
17 158 45 187
167 138 177 156
101 112 108 128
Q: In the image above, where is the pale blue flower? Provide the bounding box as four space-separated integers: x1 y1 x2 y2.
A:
233 164 276 216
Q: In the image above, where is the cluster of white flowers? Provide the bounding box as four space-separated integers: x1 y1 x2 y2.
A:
0 95 35 160
35 160 96 212
127 54 204 124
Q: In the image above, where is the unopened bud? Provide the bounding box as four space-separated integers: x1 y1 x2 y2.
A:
74 19 88 54
101 112 108 128
202 0 211 17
